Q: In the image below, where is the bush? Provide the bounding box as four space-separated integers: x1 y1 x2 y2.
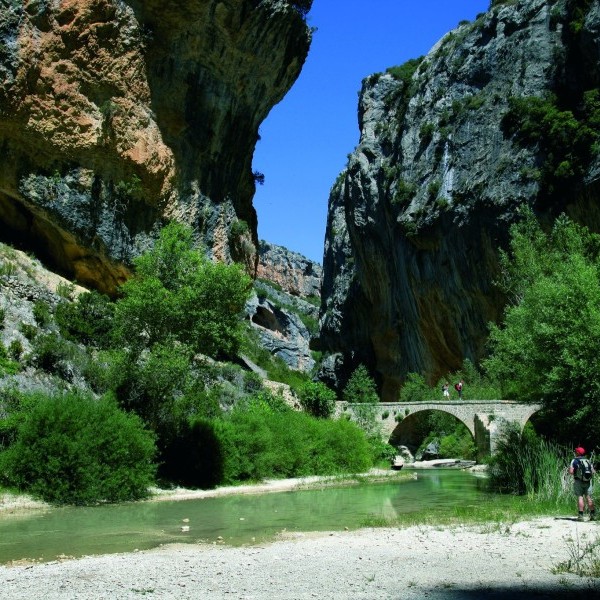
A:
0 343 20 376
158 418 226 489
399 372 431 402
55 291 114 348
212 404 372 483
0 392 156 504
296 381 337 418
19 322 37 341
8 339 23 360
438 426 476 460
32 300 52 327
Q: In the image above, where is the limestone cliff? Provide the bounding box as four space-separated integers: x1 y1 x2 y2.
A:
320 0 600 400
247 242 321 372
0 0 312 293
257 240 321 299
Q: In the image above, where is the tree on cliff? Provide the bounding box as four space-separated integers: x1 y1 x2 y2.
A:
484 209 600 446
108 221 253 435
113 222 252 359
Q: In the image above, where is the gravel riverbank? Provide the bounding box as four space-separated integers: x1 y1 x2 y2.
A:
0 516 598 599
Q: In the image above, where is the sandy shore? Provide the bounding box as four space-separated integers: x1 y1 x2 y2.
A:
1 471 599 599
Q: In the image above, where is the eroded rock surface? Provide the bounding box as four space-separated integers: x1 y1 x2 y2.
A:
0 0 312 293
257 240 321 299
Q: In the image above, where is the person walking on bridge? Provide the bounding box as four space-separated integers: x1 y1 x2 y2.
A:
569 447 596 522
454 380 463 400
442 382 450 399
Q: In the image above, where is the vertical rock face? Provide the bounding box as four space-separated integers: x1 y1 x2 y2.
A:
247 241 321 373
320 0 600 400
257 240 322 299
0 0 312 293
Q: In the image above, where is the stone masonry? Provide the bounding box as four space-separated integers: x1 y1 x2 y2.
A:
336 400 541 462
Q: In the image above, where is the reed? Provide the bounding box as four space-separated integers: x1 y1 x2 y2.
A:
488 423 571 505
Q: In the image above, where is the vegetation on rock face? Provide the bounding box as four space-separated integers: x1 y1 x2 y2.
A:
502 91 600 197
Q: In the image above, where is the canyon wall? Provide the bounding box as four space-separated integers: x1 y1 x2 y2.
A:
0 0 312 293
320 0 600 399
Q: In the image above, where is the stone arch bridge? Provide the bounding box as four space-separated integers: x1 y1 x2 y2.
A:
336 401 541 461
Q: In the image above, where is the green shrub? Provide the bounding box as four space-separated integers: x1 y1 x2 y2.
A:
0 306 5 325
114 174 143 201
392 180 417 206
7 339 23 360
386 57 423 84
56 281 75 300
427 179 441 200
19 322 37 341
109 342 195 429
296 380 337 418
158 417 226 489
212 405 372 483
343 365 378 403
0 343 20 376
229 219 250 239
29 332 72 375
32 300 52 327
0 261 16 277
419 122 435 146
55 291 114 348
0 389 39 450
502 92 600 195
399 372 431 402
0 392 156 504
438 427 476 460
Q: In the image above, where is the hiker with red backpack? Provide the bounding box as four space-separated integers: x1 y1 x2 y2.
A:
569 447 596 522
454 380 463 400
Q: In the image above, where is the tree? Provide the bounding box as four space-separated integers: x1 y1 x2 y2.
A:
342 365 379 436
55 290 115 348
484 210 600 446
113 222 252 358
296 381 337 418
343 365 379 404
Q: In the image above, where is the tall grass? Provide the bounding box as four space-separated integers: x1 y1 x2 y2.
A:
489 423 571 505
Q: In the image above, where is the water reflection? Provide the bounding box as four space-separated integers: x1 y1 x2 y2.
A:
0 470 490 564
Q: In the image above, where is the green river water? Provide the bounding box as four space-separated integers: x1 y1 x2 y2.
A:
0 470 495 565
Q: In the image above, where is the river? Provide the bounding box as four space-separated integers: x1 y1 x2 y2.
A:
0 469 494 564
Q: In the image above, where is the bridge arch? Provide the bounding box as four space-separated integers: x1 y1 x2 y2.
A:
335 401 541 461
389 408 475 457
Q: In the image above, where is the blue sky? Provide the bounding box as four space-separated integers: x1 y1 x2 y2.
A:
252 0 490 264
